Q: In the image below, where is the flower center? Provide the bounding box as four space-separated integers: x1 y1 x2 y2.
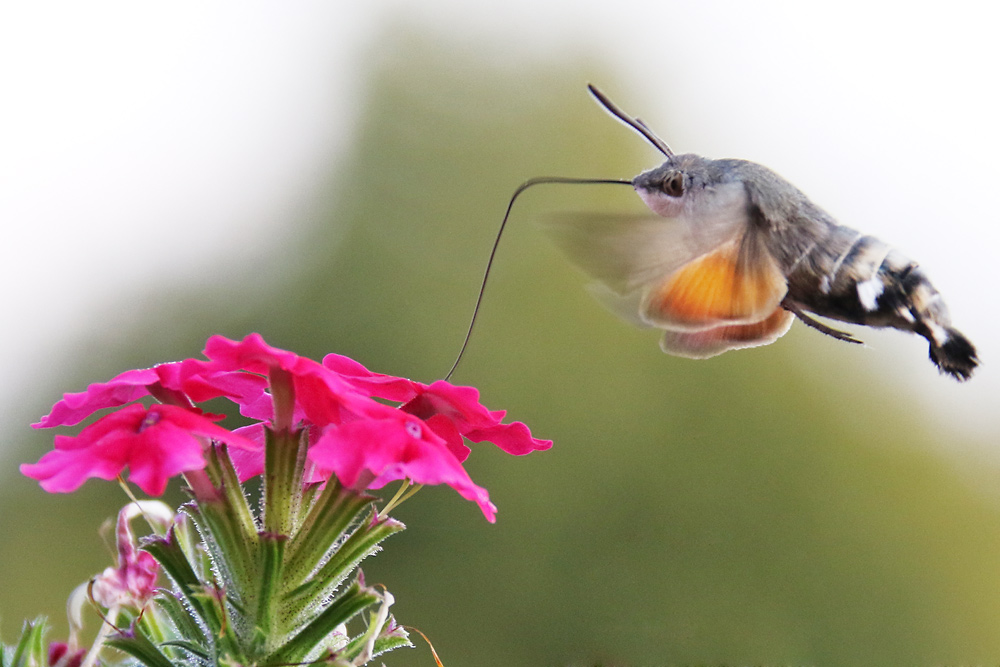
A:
404 421 422 439
139 410 161 432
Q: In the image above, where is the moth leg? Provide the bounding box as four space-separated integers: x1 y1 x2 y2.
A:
781 299 864 345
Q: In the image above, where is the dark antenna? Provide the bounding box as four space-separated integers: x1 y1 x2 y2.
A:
587 84 675 158
443 176 632 382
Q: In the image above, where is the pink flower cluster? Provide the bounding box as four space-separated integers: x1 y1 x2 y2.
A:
22 334 551 521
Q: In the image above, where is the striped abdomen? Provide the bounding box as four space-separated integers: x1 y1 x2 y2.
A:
781 226 978 380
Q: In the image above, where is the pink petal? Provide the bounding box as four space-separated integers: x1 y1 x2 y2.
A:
402 382 552 456
301 366 404 427
158 358 270 410
34 367 160 428
423 413 471 462
202 334 388 428
324 357 553 457
322 353 421 402
22 403 256 496
227 424 266 481
202 333 303 375
308 417 497 522
465 421 553 456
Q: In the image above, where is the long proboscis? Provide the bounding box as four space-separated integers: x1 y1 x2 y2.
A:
587 84 675 158
443 176 633 382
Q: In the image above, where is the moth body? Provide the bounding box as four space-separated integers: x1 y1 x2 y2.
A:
546 86 979 380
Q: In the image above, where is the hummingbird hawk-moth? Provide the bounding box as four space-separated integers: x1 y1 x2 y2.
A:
542 85 978 381
445 86 978 382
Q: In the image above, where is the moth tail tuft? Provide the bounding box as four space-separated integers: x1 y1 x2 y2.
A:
929 327 979 382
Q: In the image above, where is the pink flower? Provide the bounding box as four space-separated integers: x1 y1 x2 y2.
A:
323 354 552 459
158 358 271 418
322 353 422 402
91 502 168 609
33 359 269 429
25 333 551 519
21 403 257 496
33 367 163 428
48 643 85 667
308 414 498 522
227 423 267 481
200 334 392 428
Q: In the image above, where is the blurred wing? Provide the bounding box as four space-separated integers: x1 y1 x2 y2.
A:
543 213 743 295
545 213 789 334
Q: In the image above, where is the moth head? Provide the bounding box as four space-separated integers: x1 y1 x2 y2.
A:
632 154 715 217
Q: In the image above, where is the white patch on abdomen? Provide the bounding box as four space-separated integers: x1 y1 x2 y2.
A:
926 321 950 346
856 277 884 311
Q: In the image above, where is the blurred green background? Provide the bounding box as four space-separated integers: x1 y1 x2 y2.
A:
4 21 1000 667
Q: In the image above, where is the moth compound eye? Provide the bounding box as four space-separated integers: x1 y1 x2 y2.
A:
662 171 684 197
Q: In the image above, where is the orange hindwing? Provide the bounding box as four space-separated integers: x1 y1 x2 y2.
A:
642 239 787 331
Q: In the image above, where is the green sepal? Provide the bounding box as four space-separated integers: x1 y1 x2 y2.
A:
182 502 256 613
187 447 261 596
341 619 412 663
153 590 209 650
283 481 375 590
142 525 241 660
263 427 308 536
268 577 379 665
244 625 268 664
143 528 222 635
208 444 260 548
299 481 322 516
2 617 47 667
253 531 288 644
284 513 404 610
188 582 246 659
105 628 176 667
158 639 210 661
